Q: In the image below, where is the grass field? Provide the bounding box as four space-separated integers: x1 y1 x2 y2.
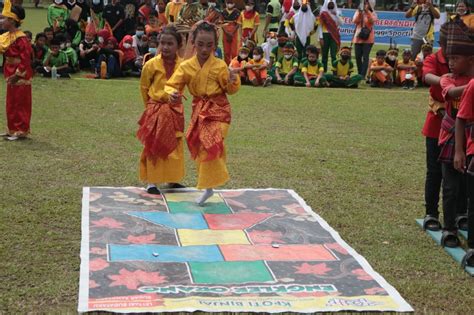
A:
0 8 473 314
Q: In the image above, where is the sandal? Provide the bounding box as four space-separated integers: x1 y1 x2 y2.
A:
423 215 442 231
455 215 468 231
462 249 474 268
146 186 161 195
441 230 460 248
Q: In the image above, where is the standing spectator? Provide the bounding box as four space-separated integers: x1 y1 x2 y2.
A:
237 0 260 44
47 0 69 32
222 0 240 65
454 0 474 28
138 0 153 24
405 0 440 60
352 0 377 78
103 0 125 42
319 0 343 71
263 0 281 35
121 0 138 36
165 0 184 23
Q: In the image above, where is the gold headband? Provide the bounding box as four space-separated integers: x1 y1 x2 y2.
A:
2 0 22 23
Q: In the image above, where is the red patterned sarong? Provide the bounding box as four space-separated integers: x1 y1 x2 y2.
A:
137 100 184 162
186 94 231 162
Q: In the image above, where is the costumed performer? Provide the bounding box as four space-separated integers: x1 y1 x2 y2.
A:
137 25 185 195
0 0 33 141
165 21 240 205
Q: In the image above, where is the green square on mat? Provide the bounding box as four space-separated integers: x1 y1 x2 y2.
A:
189 261 274 284
167 201 232 214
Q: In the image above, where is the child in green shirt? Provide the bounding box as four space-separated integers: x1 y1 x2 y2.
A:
326 46 363 88
294 45 327 87
40 38 71 78
273 42 299 85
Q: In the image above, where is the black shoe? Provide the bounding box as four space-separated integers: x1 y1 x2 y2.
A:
168 183 186 189
147 186 161 195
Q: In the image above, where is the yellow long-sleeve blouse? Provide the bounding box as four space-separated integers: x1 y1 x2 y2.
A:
139 54 182 106
164 55 240 98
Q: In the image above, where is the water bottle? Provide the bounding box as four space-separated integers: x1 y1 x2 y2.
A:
100 61 107 79
51 65 57 80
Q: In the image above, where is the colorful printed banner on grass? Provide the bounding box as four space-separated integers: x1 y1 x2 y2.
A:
340 9 447 47
79 187 413 313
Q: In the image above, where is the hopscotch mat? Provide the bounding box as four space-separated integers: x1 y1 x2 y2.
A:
78 187 413 313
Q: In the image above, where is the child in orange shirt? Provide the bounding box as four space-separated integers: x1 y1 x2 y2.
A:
397 49 417 89
368 50 393 88
230 46 250 84
246 46 271 87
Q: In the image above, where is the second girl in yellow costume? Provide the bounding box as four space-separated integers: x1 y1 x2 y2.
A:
137 26 184 194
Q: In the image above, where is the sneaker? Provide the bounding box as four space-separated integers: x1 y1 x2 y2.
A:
146 186 161 195
6 136 19 141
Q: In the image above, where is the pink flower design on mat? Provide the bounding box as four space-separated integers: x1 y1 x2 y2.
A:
90 247 107 255
259 192 288 201
364 287 386 295
295 263 332 276
283 203 307 215
247 230 284 244
91 217 125 229
108 269 168 290
352 268 373 281
221 191 245 198
225 198 247 209
90 258 110 271
256 206 271 211
126 233 156 244
89 192 102 202
89 280 100 289
325 243 349 255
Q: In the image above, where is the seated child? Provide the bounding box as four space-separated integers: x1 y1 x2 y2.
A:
79 29 100 71
24 30 32 43
120 35 140 76
294 45 327 87
273 42 298 85
415 43 433 86
58 34 79 73
368 50 393 88
246 46 271 87
230 46 250 84
142 35 159 65
96 37 123 79
39 38 71 78
43 27 54 47
32 32 48 71
385 46 399 83
397 49 417 89
325 46 363 88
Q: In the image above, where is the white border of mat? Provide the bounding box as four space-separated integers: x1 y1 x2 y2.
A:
78 187 90 313
78 187 413 313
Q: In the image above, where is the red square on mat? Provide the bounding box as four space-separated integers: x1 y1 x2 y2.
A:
219 244 338 261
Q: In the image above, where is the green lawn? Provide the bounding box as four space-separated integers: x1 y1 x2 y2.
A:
0 7 472 315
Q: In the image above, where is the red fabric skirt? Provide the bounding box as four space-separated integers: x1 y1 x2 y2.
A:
186 95 231 162
137 100 184 162
6 84 32 136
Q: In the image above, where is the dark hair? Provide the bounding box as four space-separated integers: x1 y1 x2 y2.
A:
50 38 61 46
376 49 387 57
11 5 25 27
253 46 263 55
160 25 183 47
306 45 319 55
54 33 67 43
35 32 47 41
192 21 218 44
24 30 32 39
43 27 53 33
136 23 145 29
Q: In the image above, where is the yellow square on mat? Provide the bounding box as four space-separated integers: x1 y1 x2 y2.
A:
177 229 251 246
164 192 224 203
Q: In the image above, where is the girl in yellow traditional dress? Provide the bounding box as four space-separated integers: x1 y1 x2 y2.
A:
165 21 240 205
137 25 184 194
